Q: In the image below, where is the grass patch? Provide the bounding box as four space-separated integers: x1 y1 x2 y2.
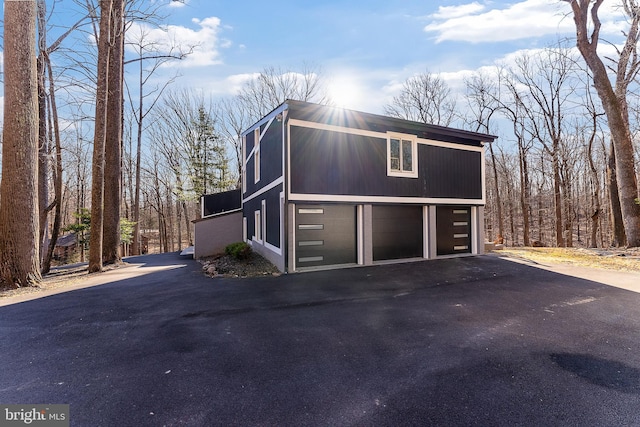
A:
496 247 640 272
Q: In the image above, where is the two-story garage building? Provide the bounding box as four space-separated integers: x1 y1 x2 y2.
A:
196 99 496 272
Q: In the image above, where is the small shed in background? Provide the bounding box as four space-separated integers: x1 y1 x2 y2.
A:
194 188 242 259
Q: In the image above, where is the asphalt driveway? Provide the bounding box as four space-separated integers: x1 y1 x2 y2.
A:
1 253 640 426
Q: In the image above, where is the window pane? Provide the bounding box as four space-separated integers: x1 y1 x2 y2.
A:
402 140 413 171
390 138 400 170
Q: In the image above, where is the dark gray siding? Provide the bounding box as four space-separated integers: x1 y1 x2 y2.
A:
243 185 282 248
265 189 281 248
289 126 482 200
245 120 283 197
202 189 241 217
422 146 482 199
289 126 386 196
244 198 258 241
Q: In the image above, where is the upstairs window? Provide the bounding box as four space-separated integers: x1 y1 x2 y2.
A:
387 133 418 178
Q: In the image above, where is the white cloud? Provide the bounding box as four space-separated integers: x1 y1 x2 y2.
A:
168 0 188 8
126 16 226 67
432 2 486 20
424 0 631 44
224 73 261 94
424 0 572 43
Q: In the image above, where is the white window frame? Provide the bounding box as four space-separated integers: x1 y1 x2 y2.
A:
254 128 261 184
387 133 418 178
254 210 262 243
242 217 247 242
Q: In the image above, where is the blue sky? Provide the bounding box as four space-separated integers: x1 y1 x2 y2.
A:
0 0 630 116
147 0 612 113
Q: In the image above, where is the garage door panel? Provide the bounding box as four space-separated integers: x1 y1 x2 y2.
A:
373 205 423 261
437 206 471 256
296 204 356 268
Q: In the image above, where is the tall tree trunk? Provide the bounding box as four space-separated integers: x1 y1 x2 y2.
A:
488 143 504 244
183 201 192 245
102 0 124 264
37 49 49 264
608 143 627 246
563 182 574 247
41 56 64 274
552 152 565 247
518 143 531 246
176 199 182 250
0 0 41 287
131 58 145 256
566 0 640 247
587 134 602 248
88 0 113 273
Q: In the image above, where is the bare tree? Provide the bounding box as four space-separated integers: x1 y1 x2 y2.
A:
237 63 330 123
216 97 252 184
509 46 579 247
102 0 125 265
464 71 503 243
38 2 90 274
147 88 235 250
497 68 536 246
563 0 640 247
0 0 41 287
88 0 113 273
125 11 194 255
384 70 457 126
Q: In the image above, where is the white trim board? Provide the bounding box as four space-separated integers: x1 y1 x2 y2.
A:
200 208 242 220
243 178 284 204
288 193 485 205
287 119 484 153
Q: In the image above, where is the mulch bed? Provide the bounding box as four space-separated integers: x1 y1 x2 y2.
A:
200 253 280 278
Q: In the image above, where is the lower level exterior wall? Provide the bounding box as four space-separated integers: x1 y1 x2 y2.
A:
243 186 286 272
249 240 285 272
287 202 484 272
194 211 243 259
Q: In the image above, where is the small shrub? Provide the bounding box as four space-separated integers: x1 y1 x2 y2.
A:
225 242 252 260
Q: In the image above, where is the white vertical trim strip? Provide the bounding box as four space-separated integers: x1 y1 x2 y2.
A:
242 217 247 242
357 205 364 265
291 202 296 271
429 206 437 259
287 122 292 202
261 200 266 245
481 145 487 204
471 206 479 255
423 206 430 259
280 192 284 251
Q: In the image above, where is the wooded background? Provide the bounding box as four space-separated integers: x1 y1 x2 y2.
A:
1 0 639 287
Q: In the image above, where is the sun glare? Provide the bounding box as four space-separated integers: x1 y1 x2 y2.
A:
328 75 362 109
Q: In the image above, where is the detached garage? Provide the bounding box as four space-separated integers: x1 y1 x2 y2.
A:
199 99 496 272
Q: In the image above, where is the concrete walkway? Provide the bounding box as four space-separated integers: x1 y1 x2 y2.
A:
497 254 640 294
